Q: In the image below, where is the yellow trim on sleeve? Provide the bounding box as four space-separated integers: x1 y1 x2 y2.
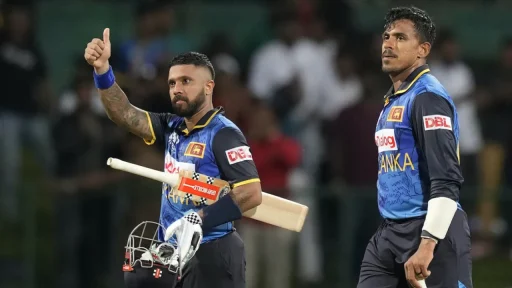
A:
143 111 156 145
232 178 260 188
457 143 460 164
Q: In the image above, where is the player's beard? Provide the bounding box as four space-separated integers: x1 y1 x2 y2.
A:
171 89 206 118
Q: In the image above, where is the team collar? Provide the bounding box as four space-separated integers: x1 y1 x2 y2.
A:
179 107 224 135
384 64 431 102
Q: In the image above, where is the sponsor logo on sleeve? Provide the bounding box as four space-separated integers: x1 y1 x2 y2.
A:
423 115 452 131
225 146 253 165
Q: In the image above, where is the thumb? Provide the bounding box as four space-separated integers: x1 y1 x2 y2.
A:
103 28 110 45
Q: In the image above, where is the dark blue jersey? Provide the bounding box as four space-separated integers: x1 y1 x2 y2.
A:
375 65 464 219
145 107 260 243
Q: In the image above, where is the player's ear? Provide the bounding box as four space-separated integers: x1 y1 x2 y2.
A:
205 80 215 96
418 42 431 58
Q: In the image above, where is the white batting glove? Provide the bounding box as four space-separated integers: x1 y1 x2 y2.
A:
164 211 203 271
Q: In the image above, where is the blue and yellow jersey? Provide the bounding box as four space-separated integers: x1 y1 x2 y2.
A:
375 65 464 220
144 107 260 243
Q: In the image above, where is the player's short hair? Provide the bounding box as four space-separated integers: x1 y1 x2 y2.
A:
384 6 436 46
169 52 216 80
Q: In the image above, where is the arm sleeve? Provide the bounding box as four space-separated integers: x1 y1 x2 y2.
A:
212 127 260 188
411 92 464 201
146 112 175 148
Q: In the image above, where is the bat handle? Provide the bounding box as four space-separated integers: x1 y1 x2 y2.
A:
418 279 427 288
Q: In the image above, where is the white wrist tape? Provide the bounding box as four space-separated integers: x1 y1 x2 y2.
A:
422 197 457 239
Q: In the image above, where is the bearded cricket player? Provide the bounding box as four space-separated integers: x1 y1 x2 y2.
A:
84 28 261 288
357 6 472 288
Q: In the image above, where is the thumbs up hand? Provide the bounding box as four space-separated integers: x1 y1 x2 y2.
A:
84 28 111 74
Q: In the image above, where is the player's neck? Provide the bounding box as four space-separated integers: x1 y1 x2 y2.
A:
184 103 214 131
390 62 424 92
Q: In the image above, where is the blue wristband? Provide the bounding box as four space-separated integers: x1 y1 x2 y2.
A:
201 194 242 230
93 66 115 89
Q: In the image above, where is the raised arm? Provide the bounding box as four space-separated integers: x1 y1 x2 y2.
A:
96 82 153 141
84 28 153 141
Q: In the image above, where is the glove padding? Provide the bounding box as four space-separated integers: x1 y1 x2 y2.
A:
164 211 203 271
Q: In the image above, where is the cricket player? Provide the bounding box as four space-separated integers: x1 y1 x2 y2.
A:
357 6 472 288
84 28 262 288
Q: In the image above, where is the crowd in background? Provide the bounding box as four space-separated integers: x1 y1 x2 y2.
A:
1 0 512 287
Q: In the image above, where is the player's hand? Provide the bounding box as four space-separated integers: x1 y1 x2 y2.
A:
164 211 203 270
84 28 111 74
404 238 435 288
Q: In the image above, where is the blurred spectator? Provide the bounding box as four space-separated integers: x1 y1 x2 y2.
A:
319 45 363 122
241 102 301 288
153 0 193 56
0 2 55 223
472 38 512 257
112 1 163 80
111 0 192 87
135 60 174 115
430 30 482 185
59 57 105 116
316 47 364 279
322 54 374 186
210 66 253 134
286 12 340 180
280 12 338 286
322 78 383 285
323 90 381 189
247 7 301 106
289 14 339 126
317 0 353 38
110 0 193 119
289 14 339 128
52 66 127 288
202 32 252 132
202 32 239 64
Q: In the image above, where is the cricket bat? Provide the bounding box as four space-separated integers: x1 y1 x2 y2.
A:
106 158 309 232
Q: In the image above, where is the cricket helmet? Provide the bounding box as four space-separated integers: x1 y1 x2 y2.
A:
122 221 179 287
